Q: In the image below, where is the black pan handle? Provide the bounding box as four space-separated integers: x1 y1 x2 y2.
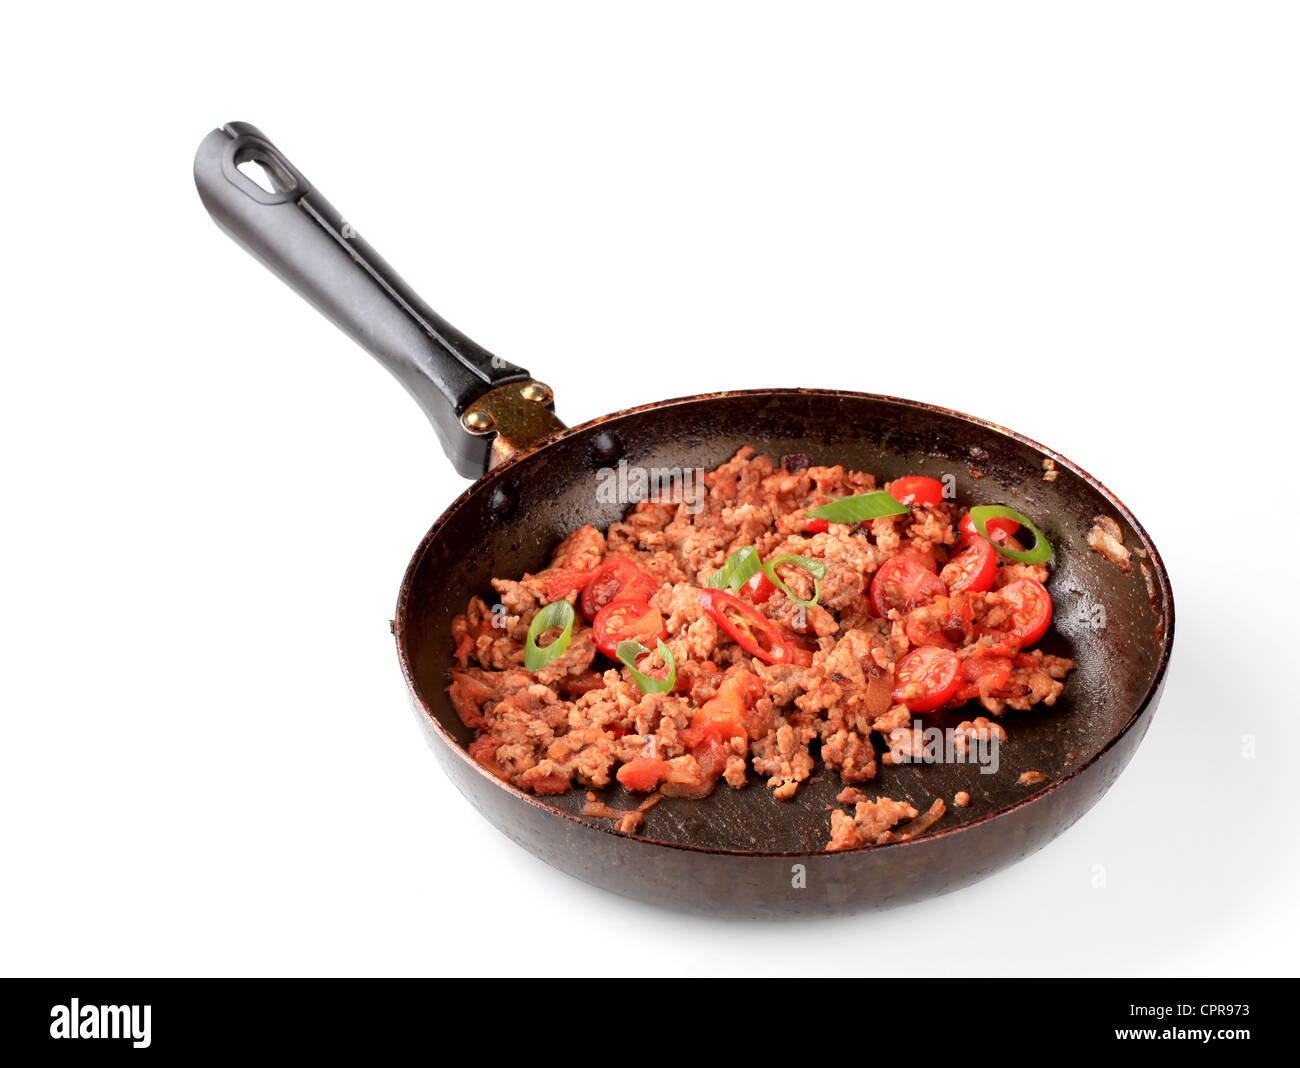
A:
193 122 562 477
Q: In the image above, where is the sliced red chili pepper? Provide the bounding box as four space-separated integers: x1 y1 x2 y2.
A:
804 517 831 535
698 588 795 664
741 568 776 604
580 558 659 620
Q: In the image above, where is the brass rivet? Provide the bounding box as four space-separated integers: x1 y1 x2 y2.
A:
520 382 550 404
463 410 494 433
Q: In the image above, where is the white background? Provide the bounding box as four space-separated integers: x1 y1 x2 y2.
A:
2 2 1296 977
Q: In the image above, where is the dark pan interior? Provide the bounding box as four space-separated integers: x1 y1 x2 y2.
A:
400 390 1171 854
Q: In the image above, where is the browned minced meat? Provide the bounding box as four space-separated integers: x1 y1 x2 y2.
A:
954 791 971 807
1018 770 1049 786
448 447 1076 849
826 796 919 851
1087 515 1131 572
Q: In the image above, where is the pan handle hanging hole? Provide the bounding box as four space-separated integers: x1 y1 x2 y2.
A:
232 144 299 196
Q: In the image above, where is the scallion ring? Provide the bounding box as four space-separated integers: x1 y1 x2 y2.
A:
804 491 909 524
705 545 762 593
616 639 677 695
760 554 826 608
523 599 575 671
969 505 1053 565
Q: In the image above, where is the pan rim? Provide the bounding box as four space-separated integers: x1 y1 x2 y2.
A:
395 387 1176 859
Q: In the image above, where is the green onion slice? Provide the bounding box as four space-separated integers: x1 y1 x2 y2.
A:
705 545 762 593
804 491 909 524
523 599 575 671
761 554 826 608
969 505 1053 565
616 639 677 695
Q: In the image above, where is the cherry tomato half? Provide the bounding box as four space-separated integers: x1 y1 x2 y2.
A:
993 578 1053 648
870 554 947 617
903 594 974 649
580 558 659 620
891 645 962 712
940 536 997 593
890 475 945 508
698 588 795 664
957 511 1019 547
592 598 666 659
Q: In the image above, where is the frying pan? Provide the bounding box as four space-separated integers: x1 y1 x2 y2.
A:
194 122 1174 918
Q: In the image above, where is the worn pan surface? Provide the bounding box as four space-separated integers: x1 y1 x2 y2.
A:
196 123 1174 918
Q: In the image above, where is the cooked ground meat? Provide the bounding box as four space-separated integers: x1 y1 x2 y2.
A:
826 796 919 851
1086 515 1131 572
448 447 1075 850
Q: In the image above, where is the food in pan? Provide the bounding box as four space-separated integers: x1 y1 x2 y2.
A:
448 447 1074 849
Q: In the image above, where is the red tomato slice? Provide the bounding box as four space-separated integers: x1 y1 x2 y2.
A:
742 568 776 604
541 565 596 602
940 537 997 593
957 511 1019 547
903 594 974 649
616 756 668 792
870 555 947 617
685 669 765 743
804 518 830 534
989 578 1052 649
891 645 962 713
698 589 795 664
899 546 939 573
947 655 1015 705
592 598 666 659
890 475 945 507
468 737 511 781
580 558 659 620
